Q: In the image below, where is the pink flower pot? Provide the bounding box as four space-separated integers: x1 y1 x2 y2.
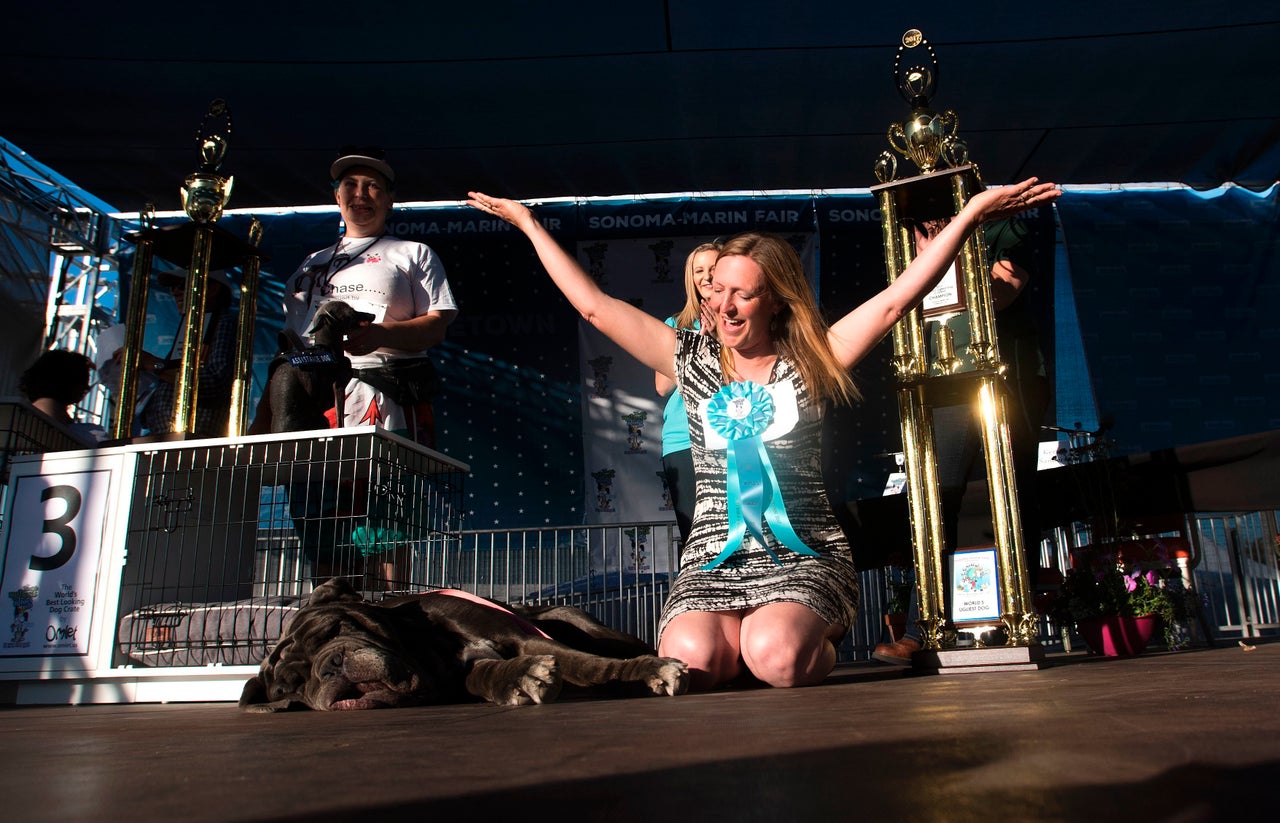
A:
1077 615 1160 657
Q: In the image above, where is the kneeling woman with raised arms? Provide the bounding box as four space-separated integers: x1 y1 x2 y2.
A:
466 179 1060 691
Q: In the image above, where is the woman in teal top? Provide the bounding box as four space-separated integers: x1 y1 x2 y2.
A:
657 242 720 546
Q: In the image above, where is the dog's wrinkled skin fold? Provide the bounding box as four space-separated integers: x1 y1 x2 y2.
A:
239 578 689 711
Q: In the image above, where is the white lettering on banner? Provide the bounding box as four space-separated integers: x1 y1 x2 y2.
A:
827 208 884 223
588 214 677 230
754 210 800 223
676 210 749 226
446 219 513 234
387 217 562 236
590 210 797 230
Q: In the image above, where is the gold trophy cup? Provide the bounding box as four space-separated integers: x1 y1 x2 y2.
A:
181 99 235 223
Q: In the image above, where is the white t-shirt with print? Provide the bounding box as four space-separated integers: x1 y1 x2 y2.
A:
284 235 457 369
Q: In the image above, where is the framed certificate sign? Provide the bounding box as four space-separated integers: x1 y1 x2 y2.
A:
1 455 126 660
921 261 966 317
949 546 1002 624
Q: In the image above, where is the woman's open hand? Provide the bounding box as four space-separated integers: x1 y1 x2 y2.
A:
966 177 1061 223
466 191 538 232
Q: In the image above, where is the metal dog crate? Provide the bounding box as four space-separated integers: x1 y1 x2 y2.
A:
112 428 468 668
0 426 468 703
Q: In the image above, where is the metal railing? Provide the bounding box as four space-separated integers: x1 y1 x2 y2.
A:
1191 511 1280 638
451 521 891 657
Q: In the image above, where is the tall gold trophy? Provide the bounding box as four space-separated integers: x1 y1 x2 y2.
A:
171 100 235 436
871 30 1043 672
113 100 265 440
110 206 157 441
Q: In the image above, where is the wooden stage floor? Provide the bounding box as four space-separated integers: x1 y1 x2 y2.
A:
3 640 1278 822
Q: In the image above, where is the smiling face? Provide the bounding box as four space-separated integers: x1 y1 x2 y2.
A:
691 248 718 301
709 254 781 357
333 167 393 237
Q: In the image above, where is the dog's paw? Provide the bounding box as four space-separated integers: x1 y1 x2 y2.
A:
642 656 690 696
496 655 563 706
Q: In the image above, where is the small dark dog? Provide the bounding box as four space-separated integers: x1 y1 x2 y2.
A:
239 578 689 711
265 300 374 432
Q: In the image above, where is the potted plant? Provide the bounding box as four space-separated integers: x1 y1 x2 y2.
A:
1049 547 1198 656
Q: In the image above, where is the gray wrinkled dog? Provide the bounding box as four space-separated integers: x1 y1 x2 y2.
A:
240 578 689 711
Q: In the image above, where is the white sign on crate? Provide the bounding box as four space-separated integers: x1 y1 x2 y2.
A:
2 461 120 658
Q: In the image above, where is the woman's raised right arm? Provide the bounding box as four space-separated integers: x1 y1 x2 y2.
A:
467 192 677 378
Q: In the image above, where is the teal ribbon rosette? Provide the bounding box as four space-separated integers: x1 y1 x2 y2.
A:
702 380 819 570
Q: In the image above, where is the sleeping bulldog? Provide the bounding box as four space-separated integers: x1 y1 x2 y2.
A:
239 577 688 711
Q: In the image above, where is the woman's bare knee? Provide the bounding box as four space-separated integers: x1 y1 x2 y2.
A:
740 605 837 688
659 613 742 690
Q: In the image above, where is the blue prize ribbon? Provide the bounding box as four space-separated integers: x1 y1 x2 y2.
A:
702 381 819 570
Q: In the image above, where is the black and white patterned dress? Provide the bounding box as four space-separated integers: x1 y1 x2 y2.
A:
657 330 861 638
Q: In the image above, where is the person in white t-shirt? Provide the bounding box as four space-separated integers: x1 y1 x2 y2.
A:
280 146 458 448
272 147 458 589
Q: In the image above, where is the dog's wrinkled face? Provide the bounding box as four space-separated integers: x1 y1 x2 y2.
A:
241 579 465 712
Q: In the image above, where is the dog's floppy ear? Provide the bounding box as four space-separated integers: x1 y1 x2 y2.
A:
305 313 333 338
307 301 376 336
306 300 350 336
308 577 365 607
238 674 304 712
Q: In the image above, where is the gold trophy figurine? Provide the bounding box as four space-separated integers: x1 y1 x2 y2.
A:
181 99 234 224
886 30 962 177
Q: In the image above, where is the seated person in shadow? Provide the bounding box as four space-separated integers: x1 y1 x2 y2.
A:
113 269 238 438
19 349 107 446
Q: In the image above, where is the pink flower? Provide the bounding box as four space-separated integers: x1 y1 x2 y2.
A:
1124 573 1139 593
1145 570 1159 586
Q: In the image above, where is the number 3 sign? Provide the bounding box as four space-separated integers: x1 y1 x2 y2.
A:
2 460 121 658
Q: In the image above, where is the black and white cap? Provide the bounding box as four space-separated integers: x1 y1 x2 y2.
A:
329 145 395 187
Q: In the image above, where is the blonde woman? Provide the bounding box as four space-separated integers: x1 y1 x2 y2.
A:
467 178 1060 691
656 242 720 545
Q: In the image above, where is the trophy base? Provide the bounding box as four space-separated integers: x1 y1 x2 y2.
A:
912 642 1048 675
869 164 981 223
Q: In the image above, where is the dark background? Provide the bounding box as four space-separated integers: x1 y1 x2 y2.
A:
1 4 1275 213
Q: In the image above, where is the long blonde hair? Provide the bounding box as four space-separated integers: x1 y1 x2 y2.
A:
715 233 861 405
673 242 721 330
